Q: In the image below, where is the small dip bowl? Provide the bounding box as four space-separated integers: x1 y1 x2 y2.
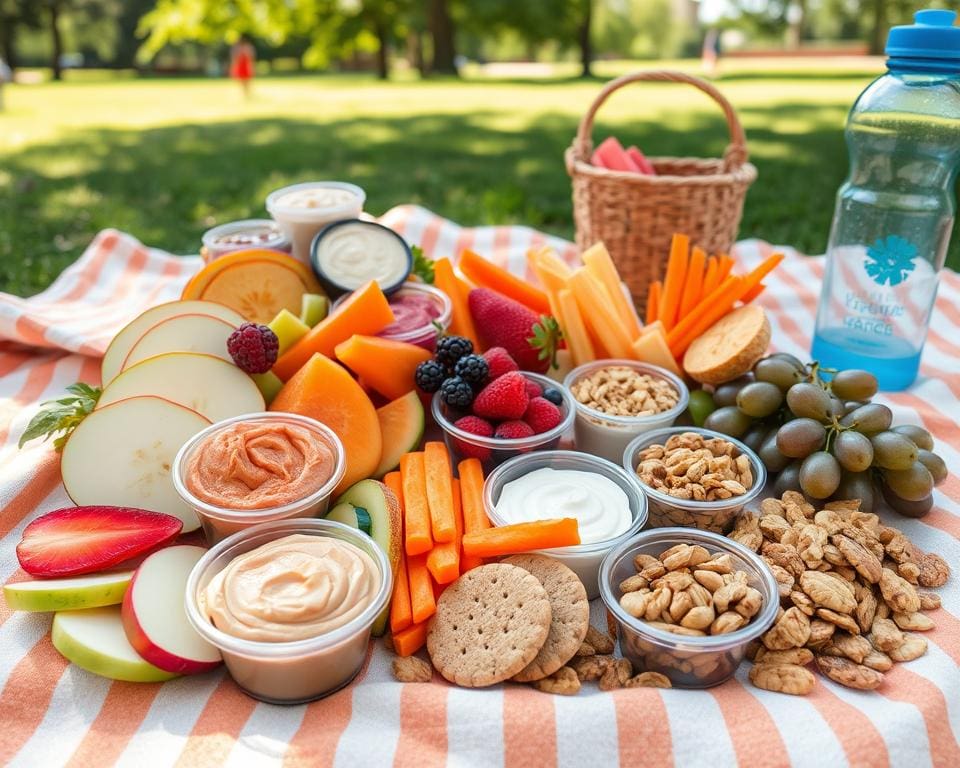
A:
200 219 292 264
310 219 412 297
331 281 452 351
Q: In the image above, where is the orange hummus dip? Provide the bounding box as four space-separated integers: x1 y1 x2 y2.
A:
185 420 335 510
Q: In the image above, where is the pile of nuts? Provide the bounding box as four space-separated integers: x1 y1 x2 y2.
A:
730 491 950 695
571 366 680 418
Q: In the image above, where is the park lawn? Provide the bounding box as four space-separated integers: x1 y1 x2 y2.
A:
4 57 945 298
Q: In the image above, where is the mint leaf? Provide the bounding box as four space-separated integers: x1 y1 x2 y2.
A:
18 383 101 450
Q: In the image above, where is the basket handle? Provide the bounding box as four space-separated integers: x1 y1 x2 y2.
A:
574 70 749 171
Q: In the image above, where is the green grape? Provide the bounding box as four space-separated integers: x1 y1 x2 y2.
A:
833 430 874 472
758 432 791 472
839 403 893 435
799 451 842 499
833 471 876 514
843 401 866 416
881 462 934 502
773 461 803 496
713 376 753 408
828 397 846 419
786 382 833 422
891 424 934 451
736 382 784 418
742 425 769 452
870 431 919 471
688 389 717 428
703 406 753 438
829 369 879 401
916 449 948 485
753 357 803 392
776 418 826 458
880 481 933 518
771 352 806 370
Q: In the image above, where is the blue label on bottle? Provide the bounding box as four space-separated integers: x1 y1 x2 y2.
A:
863 235 918 286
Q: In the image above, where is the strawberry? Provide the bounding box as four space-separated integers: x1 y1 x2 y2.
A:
469 289 561 373
494 420 535 440
16 506 183 577
482 347 519 379
524 396 562 434
452 415 494 461
472 371 529 421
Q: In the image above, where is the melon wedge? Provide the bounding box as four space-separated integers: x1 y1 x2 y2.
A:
102 300 245 387
62 396 211 532
4 571 133 612
98 352 264 422
121 314 236 373
373 391 424 477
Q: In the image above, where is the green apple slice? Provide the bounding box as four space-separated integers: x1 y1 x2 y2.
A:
52 606 178 683
300 293 329 327
268 308 310 356
251 371 285 405
4 571 133 612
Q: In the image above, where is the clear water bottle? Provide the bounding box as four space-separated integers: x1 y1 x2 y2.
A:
812 9 960 390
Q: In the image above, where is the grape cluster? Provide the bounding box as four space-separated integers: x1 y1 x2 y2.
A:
689 353 947 517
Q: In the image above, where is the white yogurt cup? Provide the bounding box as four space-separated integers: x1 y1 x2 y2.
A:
266 181 365 263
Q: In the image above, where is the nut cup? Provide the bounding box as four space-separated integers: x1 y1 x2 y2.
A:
173 412 345 544
483 450 647 598
185 518 391 704
599 528 778 688
265 181 365 263
563 360 689 463
622 426 765 534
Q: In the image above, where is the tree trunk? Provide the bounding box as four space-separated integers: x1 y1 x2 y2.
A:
578 0 593 78
428 0 457 75
0 17 16 72
49 1 63 81
373 15 389 80
869 0 887 56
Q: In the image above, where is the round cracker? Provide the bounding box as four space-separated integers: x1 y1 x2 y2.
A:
427 563 551 687
504 554 590 682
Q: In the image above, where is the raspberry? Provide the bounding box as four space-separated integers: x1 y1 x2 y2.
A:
452 416 493 461
453 354 489 385
524 380 542 399
494 420 535 440
472 371 529 421
482 346 519 379
227 323 279 374
415 360 446 393
436 336 474 370
542 387 564 406
524 396 562 434
440 376 474 409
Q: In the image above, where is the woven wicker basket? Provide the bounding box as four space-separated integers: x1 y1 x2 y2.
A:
566 70 757 306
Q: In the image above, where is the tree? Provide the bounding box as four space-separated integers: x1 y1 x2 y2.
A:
577 0 592 77
0 0 42 71
428 0 456 74
47 0 64 80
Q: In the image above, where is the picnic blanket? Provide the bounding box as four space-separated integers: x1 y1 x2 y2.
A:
0 205 958 768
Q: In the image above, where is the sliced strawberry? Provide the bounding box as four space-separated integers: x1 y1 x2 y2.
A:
17 506 183 578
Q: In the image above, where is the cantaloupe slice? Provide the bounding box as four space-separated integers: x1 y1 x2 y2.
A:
199 259 320 324
373 391 425 477
270 353 381 494
335 335 432 402
682 304 771 385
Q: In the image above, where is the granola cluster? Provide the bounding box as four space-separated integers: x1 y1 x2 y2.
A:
571 366 679 418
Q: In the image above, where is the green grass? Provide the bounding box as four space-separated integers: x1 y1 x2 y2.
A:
3 57 951 297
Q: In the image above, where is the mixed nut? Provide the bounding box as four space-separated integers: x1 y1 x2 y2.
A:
571 366 680 418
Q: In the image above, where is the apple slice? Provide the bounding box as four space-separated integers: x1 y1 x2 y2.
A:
98 352 264 422
120 313 237 373
102 300 245 386
62 396 211 533
4 571 133 612
52 606 178 683
16 505 182 577
122 545 221 674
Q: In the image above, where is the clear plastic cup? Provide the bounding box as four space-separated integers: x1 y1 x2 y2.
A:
200 219 292 264
599 527 778 688
483 450 647 598
432 372 575 473
622 426 765 534
185 518 391 704
331 282 452 351
172 412 345 544
563 360 689 463
265 181 365 263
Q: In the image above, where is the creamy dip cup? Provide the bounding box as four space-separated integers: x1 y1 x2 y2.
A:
185 518 391 704
266 182 365 263
172 412 345 544
483 451 647 598
311 219 412 296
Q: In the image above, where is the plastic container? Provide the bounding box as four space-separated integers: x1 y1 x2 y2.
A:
622 426 765 534
599 528 778 688
200 219 292 264
185 518 391 704
811 10 960 390
172 412 345 544
483 450 647 598
266 181 365 263
331 282 452 351
432 372 575 473
563 360 689 463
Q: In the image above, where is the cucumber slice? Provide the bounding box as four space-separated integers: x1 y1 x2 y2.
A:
326 502 373 536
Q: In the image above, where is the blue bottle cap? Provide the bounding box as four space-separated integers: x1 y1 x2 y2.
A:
886 9 960 72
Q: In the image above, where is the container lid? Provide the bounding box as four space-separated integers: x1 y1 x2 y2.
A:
886 9 960 71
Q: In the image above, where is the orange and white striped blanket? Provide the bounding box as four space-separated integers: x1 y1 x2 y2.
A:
0 205 958 767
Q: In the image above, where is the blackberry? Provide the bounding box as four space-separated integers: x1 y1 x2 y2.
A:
440 376 475 409
435 336 473 370
453 354 489 385
542 387 564 406
414 360 446 393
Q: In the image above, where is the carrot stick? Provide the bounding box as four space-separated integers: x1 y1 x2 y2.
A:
458 458 488 571
424 441 456 543
400 452 433 555
740 281 766 303
740 253 784 293
462 518 580 559
679 246 707 319
407 553 436 624
716 254 735 282
427 477 462 584
667 276 745 357
390 550 413 634
701 257 720 296
658 234 689 331
459 248 552 315
434 258 481 350
646 280 661 325
393 621 429 657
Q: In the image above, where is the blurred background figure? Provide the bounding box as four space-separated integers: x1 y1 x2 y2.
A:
229 34 255 99
701 27 720 76
0 56 10 111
